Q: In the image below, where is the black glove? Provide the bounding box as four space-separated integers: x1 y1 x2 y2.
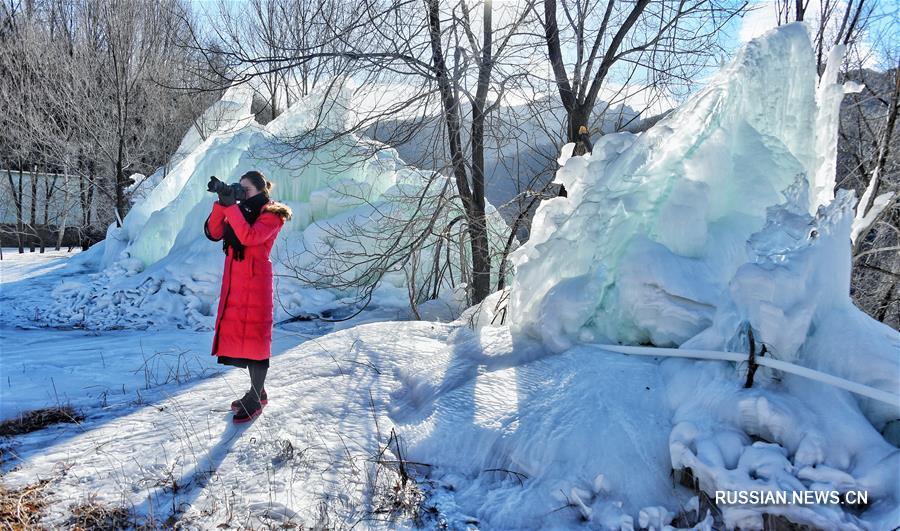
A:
207 176 218 193
217 186 236 207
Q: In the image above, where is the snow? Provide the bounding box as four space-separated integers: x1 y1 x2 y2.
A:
1 310 690 529
508 23 822 351
812 44 846 208
0 247 78 284
1 22 898 531
852 166 896 244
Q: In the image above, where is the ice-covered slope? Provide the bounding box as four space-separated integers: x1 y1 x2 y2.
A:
3 317 894 529
1 84 509 330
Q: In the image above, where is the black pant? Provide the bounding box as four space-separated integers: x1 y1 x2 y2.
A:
248 362 267 403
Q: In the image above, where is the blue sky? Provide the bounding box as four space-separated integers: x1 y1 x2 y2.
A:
184 0 898 116
737 0 898 69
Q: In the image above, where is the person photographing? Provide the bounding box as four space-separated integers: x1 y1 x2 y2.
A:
204 170 292 423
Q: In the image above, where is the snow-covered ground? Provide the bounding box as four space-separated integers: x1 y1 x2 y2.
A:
0 247 79 283
1 22 899 531
1 249 688 529
2 248 895 529
0 248 332 418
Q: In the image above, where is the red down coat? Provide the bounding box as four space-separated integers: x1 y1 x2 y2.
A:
206 199 289 360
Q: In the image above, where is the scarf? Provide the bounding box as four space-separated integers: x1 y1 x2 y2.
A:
222 193 269 261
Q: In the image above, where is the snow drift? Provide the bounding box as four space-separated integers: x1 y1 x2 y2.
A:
1 84 509 331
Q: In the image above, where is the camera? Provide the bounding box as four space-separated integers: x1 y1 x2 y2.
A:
207 175 247 201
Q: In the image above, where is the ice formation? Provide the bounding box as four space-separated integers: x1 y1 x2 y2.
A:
502 22 899 529
2 84 509 330
505 22 897 409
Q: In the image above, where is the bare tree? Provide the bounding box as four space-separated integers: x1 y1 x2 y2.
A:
776 0 873 74
0 0 224 254
81 0 188 226
542 0 747 144
841 52 899 326
184 0 539 306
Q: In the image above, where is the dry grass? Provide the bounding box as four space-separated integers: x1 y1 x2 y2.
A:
366 428 428 527
0 406 84 437
0 474 142 531
0 478 52 529
64 497 135 530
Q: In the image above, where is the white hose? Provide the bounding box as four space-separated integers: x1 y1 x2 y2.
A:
585 343 900 411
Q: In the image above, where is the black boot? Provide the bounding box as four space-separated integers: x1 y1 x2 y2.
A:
233 362 269 424
233 395 262 424
231 388 267 411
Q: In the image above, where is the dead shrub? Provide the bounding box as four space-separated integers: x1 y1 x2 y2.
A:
0 406 85 437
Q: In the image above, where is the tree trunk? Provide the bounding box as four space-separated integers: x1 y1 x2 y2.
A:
115 142 126 228
16 167 24 253
468 0 494 304
5 168 23 253
567 106 589 143
875 280 896 323
30 165 38 251
57 166 70 251
543 0 649 144
87 175 94 227
427 0 492 304
79 170 88 228
271 83 278 122
44 170 59 226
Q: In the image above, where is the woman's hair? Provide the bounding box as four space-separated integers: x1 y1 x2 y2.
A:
240 170 274 198
238 169 293 221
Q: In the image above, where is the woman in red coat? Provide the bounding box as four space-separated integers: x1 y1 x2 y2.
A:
204 170 292 423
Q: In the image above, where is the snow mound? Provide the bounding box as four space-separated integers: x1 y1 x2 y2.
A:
493 22 899 529
124 86 257 209
505 23 898 427
2 84 509 331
